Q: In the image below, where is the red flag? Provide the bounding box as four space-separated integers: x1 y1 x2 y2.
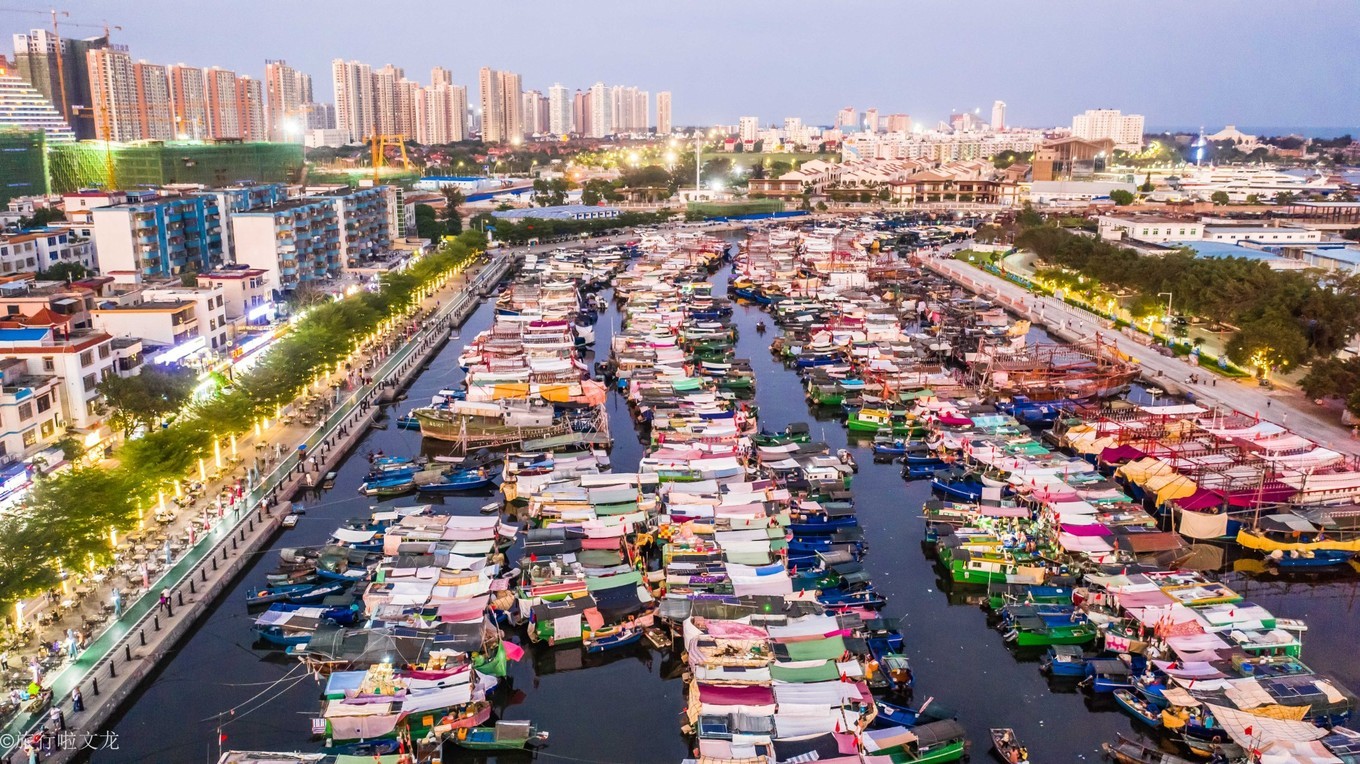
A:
219 732 227 744
1244 725 1254 737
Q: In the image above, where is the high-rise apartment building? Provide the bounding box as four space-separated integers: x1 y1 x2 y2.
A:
431 67 453 88
236 76 266 141
588 82 611 139
738 116 759 143
11 29 108 138
656 91 672 135
396 78 421 139
478 67 522 143
863 108 879 133
548 83 572 136
265 59 307 140
371 64 405 136
885 114 912 133
414 83 466 144
991 100 1006 132
573 90 589 138
331 59 373 144
203 66 240 139
477 67 501 143
636 90 650 133
304 101 335 130
169 64 207 139
86 47 139 141
132 61 173 140
1071 108 1144 150
836 107 857 130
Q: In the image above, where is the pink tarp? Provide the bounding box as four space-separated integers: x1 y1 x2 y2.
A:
1100 445 1146 464
697 683 776 705
1175 489 1224 510
706 620 770 639
1061 523 1113 537
1219 484 1296 508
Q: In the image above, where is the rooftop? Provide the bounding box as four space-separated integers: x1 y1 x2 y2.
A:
492 204 621 220
94 300 194 312
1182 241 1285 261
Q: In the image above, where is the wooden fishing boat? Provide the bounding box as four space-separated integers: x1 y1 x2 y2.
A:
454 721 548 751
1102 734 1195 764
417 469 495 493
584 627 643 654
990 728 1029 764
1113 689 1162 727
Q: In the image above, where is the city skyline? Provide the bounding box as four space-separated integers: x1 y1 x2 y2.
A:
4 0 1357 130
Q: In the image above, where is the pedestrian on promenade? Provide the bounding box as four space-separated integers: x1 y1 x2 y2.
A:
71 686 83 712
158 589 171 616
139 561 150 589
48 705 64 731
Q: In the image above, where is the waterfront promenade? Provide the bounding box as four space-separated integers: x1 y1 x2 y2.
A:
925 246 1360 456
0 252 516 762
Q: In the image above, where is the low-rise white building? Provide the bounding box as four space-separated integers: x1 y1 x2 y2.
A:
1098 215 1205 243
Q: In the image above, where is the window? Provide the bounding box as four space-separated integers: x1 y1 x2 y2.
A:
42 357 55 372
79 351 94 366
36 394 50 413
98 343 110 359
17 402 33 420
83 373 97 392
22 429 36 447
5 306 17 316
40 419 55 438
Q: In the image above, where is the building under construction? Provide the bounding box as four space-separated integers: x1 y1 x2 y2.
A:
47 140 304 193
0 129 48 205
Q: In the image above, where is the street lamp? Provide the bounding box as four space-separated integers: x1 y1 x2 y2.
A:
1158 291 1173 342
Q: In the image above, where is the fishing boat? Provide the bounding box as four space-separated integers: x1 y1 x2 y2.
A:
1038 644 1089 677
990 728 1029 764
281 514 300 529
872 698 955 729
1113 689 1162 727
453 721 549 751
395 413 422 430
247 581 349 609
584 626 643 653
418 469 496 493
1101 733 1195 764
1082 659 1134 693
873 434 909 456
860 719 969 763
358 477 416 497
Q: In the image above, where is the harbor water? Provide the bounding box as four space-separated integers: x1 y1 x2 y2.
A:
93 258 1360 763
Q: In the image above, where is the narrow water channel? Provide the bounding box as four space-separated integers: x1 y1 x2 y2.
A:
92 255 1360 763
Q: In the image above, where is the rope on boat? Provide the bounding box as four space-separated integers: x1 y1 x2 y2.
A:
199 662 305 723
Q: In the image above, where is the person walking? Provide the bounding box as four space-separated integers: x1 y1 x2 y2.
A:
71 686 83 713
48 704 64 732
158 589 172 616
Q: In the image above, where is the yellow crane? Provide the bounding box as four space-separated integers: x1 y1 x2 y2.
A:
370 134 411 185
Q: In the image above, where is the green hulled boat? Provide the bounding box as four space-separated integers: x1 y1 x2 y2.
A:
454 720 548 751
864 719 969 763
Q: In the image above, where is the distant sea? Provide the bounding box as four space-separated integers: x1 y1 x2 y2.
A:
1149 125 1356 139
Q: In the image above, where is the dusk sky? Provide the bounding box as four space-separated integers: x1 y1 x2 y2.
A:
7 0 1359 130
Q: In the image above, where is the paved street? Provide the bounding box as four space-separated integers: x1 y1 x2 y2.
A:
927 244 1360 456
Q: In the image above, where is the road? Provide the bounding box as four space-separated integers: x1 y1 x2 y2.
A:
927 243 1360 456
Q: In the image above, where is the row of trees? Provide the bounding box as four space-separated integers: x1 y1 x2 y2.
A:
474 210 673 246
0 232 486 614
1015 226 1360 373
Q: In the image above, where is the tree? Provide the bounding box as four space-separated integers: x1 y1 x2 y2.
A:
1341 228 1360 242
1016 204 1044 228
1140 173 1154 193
441 188 465 234
97 364 198 438
1109 189 1135 206
1225 312 1311 374
815 201 828 212
1210 191 1231 205
1301 358 1360 416
16 207 64 229
39 262 90 283
1274 191 1296 205
414 203 446 241
1246 194 1262 205
179 264 200 287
